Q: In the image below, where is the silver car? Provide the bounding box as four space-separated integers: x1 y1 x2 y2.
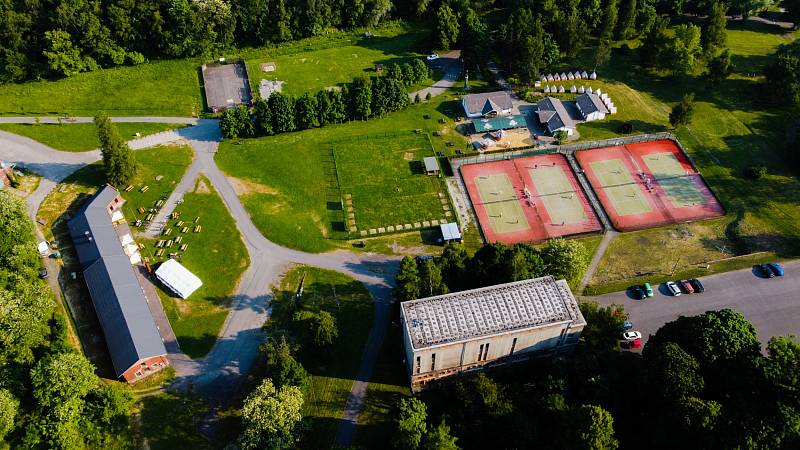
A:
666 281 682 296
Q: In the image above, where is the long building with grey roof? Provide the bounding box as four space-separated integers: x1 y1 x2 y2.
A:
400 276 585 391
68 186 169 382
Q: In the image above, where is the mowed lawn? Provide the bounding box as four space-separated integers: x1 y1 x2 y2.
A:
216 89 470 253
0 58 202 116
139 176 249 358
575 20 800 291
335 133 447 231
0 122 185 152
268 266 374 449
246 26 428 96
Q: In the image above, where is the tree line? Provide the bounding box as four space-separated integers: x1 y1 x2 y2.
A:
393 304 800 450
220 59 430 138
0 191 135 448
395 238 591 303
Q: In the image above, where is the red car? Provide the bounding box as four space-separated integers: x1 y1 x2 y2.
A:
680 280 694 294
622 339 642 349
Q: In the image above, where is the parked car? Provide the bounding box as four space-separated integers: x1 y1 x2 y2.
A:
689 278 705 293
680 279 694 294
666 281 682 296
757 264 775 278
767 262 785 277
643 282 654 297
622 339 642 349
622 331 642 341
38 267 48 279
621 321 633 331
426 53 440 61
630 285 646 300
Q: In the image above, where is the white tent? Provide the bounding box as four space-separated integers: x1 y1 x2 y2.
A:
600 93 609 100
596 88 602 95
560 72 567 80
547 74 554 81
578 86 585 93
558 85 565 93
544 85 550 93
573 71 582 79
541 75 548 82
590 71 597 80
554 73 561 81
570 85 577 93
38 241 49 255
567 72 575 80
581 71 589 78
155 259 203 299
587 87 593 94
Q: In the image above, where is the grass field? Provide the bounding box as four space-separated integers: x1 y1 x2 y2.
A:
335 133 448 231
268 266 374 449
528 165 587 224
589 159 652 216
474 173 529 233
641 152 706 207
247 26 428 96
138 393 210 450
140 176 249 358
0 122 185 152
216 84 480 253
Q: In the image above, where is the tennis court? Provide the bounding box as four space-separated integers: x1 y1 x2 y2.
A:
576 139 724 231
461 153 601 244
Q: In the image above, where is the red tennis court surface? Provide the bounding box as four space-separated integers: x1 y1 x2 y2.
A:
461 153 602 244
575 139 724 231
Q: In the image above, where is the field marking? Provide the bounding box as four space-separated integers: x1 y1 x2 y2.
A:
641 152 706 208
474 173 530 234
528 166 587 225
590 159 652 216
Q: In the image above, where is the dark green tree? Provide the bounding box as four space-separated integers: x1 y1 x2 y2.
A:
396 397 427 450
561 404 618 450
423 419 459 450
708 49 732 84
704 2 728 53
669 93 696 128
253 99 274 136
327 89 348 123
439 244 469 290
766 41 800 106
310 310 338 347
418 258 448 297
395 256 421 302
268 92 296 133
220 105 254 139
644 342 704 399
503 243 546 282
315 90 332 127
351 76 372 119
95 113 137 186
294 92 319 130
578 302 626 353
540 238 589 286
468 242 509 286
601 0 619 40
617 0 638 40
263 336 310 390
436 3 460 50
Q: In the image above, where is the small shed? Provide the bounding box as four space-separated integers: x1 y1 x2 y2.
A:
423 157 440 176
260 62 276 72
155 259 203 299
440 222 462 243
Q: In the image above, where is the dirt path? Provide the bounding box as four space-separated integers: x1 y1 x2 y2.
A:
579 230 618 293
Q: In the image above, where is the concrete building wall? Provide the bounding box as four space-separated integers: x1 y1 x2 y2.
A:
403 319 585 391
583 111 606 122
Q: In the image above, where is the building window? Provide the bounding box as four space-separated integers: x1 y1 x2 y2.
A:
430 354 436 371
510 338 517 355
478 344 484 362
483 343 490 361
416 356 421 374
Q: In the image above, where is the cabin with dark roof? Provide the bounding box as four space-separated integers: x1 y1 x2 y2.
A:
576 93 609 122
68 186 169 382
461 91 513 118
535 97 576 136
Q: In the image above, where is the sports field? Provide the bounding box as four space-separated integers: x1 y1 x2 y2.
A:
462 153 601 244
576 139 724 231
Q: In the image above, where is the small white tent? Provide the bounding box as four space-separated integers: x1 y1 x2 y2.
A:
560 72 568 80
570 85 577 93
596 88 602 95
554 73 561 81
590 71 597 80
155 259 203 299
558 85 565 93
567 72 575 80
547 74 554 81
544 85 551 93
587 87 593 94
578 85 585 93
581 71 589 78
573 71 582 79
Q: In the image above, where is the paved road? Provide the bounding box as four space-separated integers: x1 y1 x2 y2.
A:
0 116 206 124
1 118 399 446
410 50 462 100
592 260 800 347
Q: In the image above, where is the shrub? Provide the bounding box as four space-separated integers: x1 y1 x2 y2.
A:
744 164 767 179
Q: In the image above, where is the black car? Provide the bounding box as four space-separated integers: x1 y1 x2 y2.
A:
630 285 646 300
757 264 775 278
689 278 705 293
38 267 48 279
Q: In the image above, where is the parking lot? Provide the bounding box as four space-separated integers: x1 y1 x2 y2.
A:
591 260 800 351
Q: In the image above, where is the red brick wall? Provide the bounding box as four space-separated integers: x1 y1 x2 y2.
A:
121 355 169 382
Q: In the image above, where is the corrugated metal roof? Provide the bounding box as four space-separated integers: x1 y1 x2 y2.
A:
423 157 440 172
440 222 461 241
401 276 585 349
68 186 167 377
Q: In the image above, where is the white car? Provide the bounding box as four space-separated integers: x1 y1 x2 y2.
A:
666 281 682 296
426 53 440 61
622 331 642 341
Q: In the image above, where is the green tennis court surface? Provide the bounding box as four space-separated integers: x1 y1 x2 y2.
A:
474 174 530 233
529 166 587 225
642 152 706 208
590 159 652 216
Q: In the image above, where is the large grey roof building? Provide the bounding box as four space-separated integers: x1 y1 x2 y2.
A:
536 97 576 136
576 92 609 120
461 91 514 118
68 186 169 382
400 276 586 391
